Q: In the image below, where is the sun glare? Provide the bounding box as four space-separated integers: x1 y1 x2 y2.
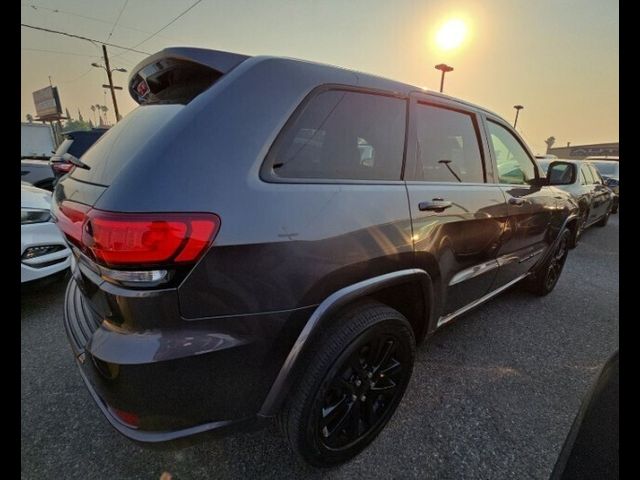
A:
435 19 467 51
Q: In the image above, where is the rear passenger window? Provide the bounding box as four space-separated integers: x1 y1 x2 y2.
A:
414 103 484 183
266 90 406 181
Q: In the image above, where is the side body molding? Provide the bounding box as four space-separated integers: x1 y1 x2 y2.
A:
258 268 434 417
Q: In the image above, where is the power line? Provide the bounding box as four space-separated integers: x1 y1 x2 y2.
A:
21 23 152 55
113 0 203 58
21 2 171 39
22 47 98 57
106 0 129 41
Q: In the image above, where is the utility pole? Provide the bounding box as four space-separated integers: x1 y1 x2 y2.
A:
102 45 121 122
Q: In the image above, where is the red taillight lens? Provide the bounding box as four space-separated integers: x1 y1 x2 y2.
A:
55 201 220 268
57 201 92 247
85 211 219 267
53 162 74 173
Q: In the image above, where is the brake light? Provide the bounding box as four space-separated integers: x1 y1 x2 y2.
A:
109 406 140 429
84 211 219 267
55 201 220 269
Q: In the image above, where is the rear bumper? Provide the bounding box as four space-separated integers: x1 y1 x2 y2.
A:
63 277 313 441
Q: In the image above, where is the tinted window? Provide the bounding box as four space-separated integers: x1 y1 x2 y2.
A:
414 103 484 183
581 164 595 184
268 90 406 181
487 121 536 185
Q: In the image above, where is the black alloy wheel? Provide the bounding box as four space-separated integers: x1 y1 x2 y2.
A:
279 301 415 467
316 330 408 451
527 228 570 296
544 230 569 291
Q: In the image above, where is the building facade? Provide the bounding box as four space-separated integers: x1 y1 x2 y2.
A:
548 142 619 160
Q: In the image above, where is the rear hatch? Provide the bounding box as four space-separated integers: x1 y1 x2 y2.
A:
52 48 250 324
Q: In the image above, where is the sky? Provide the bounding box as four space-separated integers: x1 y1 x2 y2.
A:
21 0 618 155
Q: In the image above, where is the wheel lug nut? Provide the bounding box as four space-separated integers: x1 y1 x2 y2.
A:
355 379 362 387
367 372 373 379
379 373 385 378
360 395 366 402
351 394 357 401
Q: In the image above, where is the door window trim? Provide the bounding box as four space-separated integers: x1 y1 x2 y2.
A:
260 84 409 185
403 93 491 185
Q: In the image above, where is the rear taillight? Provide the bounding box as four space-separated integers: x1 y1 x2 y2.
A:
52 162 74 173
54 201 220 283
83 211 220 267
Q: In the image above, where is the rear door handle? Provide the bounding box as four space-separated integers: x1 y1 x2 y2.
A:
508 197 526 206
419 199 452 212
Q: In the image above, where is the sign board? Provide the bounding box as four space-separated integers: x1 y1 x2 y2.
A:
32 86 62 119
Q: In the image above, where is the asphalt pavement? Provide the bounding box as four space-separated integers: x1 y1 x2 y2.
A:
21 215 619 479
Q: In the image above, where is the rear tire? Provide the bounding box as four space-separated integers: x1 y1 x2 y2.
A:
278 300 415 467
526 228 570 296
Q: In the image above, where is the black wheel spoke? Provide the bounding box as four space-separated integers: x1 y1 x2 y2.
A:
371 377 397 391
322 399 352 438
372 339 394 371
379 358 402 378
347 398 362 438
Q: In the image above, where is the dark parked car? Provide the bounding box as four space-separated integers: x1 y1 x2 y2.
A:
49 128 108 179
53 47 579 467
550 351 618 480
589 158 619 213
20 158 55 191
536 159 614 247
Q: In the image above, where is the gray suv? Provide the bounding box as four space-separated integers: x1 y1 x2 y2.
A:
53 47 579 466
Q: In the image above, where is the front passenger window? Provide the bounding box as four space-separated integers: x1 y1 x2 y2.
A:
487 121 536 185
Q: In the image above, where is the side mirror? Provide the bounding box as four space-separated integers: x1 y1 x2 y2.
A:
547 161 576 186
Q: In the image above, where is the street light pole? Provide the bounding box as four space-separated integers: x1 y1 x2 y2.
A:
102 45 121 122
513 105 524 128
435 63 454 93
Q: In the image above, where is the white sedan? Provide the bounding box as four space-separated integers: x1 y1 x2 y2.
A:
21 182 71 283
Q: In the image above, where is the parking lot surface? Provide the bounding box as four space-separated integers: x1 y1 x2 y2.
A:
21 216 618 480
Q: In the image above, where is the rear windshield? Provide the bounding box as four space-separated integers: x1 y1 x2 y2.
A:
70 104 183 186
67 132 105 158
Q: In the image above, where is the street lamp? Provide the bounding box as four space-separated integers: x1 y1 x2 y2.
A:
513 105 524 128
434 63 454 93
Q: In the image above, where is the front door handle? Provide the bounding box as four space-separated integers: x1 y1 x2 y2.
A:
419 199 452 212
508 197 526 206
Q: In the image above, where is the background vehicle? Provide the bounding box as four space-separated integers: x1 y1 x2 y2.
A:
21 182 71 283
20 159 56 191
589 158 619 213
550 351 618 480
54 48 577 467
49 128 108 179
543 159 614 247
21 122 55 159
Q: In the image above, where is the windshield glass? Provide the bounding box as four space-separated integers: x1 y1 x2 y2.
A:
591 162 618 176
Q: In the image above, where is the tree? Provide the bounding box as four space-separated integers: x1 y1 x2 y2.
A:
545 136 556 153
25 114 33 123
90 105 96 123
100 105 109 125
65 108 72 121
77 108 84 122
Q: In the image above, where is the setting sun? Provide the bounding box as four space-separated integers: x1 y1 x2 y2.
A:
435 19 468 51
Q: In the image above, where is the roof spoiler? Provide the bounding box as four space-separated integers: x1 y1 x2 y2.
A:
128 47 251 104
